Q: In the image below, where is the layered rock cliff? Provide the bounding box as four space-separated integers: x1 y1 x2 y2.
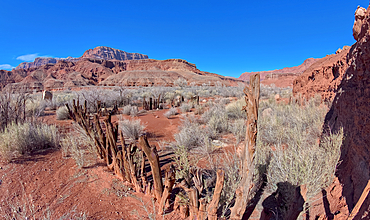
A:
14 46 148 70
81 46 148 60
238 58 318 81
1 57 241 91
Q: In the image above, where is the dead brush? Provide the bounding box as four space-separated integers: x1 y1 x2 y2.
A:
60 123 95 168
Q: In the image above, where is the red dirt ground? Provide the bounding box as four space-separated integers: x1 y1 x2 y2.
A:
0 108 184 219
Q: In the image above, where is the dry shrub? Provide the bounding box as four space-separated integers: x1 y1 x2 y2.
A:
164 107 177 118
174 116 210 151
0 122 59 161
179 102 192 113
60 124 95 168
225 98 246 119
202 105 229 138
121 105 139 117
194 104 204 115
228 118 246 144
0 90 29 131
256 99 344 207
56 106 70 120
119 118 145 141
218 151 242 218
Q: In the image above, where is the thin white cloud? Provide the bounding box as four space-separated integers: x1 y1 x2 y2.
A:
16 53 39 62
0 64 15 70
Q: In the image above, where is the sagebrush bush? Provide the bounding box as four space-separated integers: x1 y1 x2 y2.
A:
194 104 204 115
25 99 46 119
0 122 60 161
201 105 229 138
255 99 343 206
122 105 139 117
174 116 210 151
56 106 70 120
225 98 246 119
179 102 192 113
119 118 145 141
228 119 246 144
164 107 177 118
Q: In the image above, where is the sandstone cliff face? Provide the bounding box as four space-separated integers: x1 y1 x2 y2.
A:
293 48 350 102
13 46 148 70
81 46 148 60
238 58 318 81
323 5 370 215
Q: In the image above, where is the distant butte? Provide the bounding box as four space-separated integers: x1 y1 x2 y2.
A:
14 46 148 70
0 46 242 91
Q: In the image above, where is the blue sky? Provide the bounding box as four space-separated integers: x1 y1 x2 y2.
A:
0 0 367 78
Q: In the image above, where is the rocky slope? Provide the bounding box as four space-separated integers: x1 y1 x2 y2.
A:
292 46 350 101
238 58 319 81
14 46 148 70
1 57 241 91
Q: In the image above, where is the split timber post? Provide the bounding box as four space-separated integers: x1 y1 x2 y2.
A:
230 73 260 220
138 135 163 201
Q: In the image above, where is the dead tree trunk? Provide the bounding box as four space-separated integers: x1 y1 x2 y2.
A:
230 73 260 220
138 135 163 201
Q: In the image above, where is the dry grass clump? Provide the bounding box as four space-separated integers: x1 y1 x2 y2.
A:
256 99 344 205
119 118 145 141
0 122 59 161
60 124 96 168
164 107 177 118
0 90 29 131
225 98 247 119
56 106 70 120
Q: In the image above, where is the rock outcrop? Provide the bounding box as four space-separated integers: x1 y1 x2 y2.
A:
14 46 148 70
323 5 370 217
81 46 148 60
292 47 350 102
353 6 367 41
238 58 318 81
293 4 370 219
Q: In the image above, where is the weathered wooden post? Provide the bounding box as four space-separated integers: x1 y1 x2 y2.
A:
230 73 260 219
138 135 163 201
